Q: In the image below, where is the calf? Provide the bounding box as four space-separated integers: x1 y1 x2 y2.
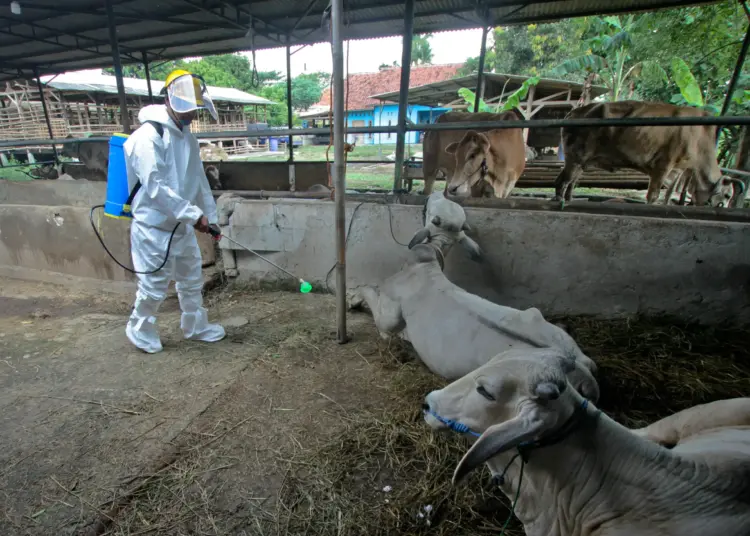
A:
347 192 599 399
422 111 521 196
444 127 526 198
554 101 743 205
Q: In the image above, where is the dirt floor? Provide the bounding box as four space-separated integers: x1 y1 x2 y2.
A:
0 277 748 536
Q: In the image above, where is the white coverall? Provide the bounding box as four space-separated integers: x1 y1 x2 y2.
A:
123 104 225 353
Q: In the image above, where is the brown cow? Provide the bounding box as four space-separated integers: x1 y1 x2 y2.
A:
663 169 744 207
554 101 743 205
444 127 526 198
421 110 521 195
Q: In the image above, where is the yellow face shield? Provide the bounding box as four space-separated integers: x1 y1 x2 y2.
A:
166 74 218 121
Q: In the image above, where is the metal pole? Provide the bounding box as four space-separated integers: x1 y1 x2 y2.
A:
392 0 415 192
34 68 58 165
286 42 296 191
331 0 348 344
105 0 131 133
142 51 154 104
473 26 489 113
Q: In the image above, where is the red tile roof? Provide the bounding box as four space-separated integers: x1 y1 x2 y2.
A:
316 63 461 111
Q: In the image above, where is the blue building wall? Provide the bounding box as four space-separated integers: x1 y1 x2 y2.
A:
309 104 449 146
301 104 449 146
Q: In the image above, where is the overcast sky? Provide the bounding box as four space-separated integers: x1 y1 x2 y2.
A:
72 29 485 81
245 29 486 77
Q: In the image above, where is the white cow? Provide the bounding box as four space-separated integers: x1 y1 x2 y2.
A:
348 193 599 400
423 348 750 536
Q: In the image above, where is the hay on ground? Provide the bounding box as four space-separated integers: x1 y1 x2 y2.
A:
265 316 750 536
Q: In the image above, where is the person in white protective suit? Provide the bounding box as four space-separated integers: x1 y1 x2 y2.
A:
123 69 225 353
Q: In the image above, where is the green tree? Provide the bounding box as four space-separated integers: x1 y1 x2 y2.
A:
491 21 585 76
104 60 182 81
105 54 275 93
411 33 433 65
630 2 747 108
456 49 497 76
291 73 325 111
457 21 583 78
550 16 667 101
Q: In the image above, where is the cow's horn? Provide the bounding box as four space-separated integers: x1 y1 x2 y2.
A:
408 228 431 250
727 177 746 195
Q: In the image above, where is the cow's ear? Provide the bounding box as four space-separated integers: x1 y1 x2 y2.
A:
445 142 459 154
476 132 491 152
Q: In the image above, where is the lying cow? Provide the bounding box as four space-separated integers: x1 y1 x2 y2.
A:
422 111 521 196
423 350 750 536
554 101 744 205
347 192 599 400
444 127 526 198
632 398 750 447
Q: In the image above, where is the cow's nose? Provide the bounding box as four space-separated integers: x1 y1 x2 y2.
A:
422 402 431 412
448 186 458 195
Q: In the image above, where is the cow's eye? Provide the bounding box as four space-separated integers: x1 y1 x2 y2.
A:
476 385 495 401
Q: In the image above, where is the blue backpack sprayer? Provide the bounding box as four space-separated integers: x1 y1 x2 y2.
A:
89 124 313 293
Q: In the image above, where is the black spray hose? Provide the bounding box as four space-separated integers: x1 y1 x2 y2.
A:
89 204 180 275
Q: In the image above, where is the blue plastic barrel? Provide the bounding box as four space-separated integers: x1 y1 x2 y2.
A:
269 137 279 152
104 133 132 219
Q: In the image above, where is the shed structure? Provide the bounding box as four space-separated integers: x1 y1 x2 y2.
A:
0 71 273 142
371 72 610 149
0 0 744 343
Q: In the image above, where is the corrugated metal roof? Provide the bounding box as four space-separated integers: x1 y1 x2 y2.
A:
371 73 610 105
40 72 274 105
0 0 722 82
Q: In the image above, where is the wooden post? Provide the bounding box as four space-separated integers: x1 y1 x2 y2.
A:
523 85 536 143
76 102 84 129
142 51 155 104
393 0 415 192
473 25 489 113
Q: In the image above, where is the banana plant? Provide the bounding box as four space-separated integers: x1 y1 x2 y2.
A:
457 87 490 112
457 76 540 113
550 15 666 102
670 57 704 107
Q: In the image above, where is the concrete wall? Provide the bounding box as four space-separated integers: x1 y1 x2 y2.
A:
0 203 135 282
0 180 216 287
224 199 750 324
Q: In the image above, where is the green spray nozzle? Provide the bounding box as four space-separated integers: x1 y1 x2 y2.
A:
216 233 312 294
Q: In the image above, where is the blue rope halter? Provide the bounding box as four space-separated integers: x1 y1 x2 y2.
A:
425 409 482 437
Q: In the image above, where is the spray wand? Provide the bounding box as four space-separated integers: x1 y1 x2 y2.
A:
208 227 312 294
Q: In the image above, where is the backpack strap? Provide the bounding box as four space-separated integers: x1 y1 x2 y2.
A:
123 121 165 215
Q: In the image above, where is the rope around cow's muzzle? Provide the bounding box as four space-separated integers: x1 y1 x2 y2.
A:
424 408 481 437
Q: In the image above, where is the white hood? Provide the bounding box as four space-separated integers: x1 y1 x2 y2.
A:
137 104 182 132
